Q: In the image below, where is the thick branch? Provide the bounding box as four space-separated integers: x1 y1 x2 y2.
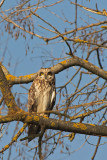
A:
6 73 37 85
52 56 107 80
0 112 107 137
4 56 107 85
0 64 20 112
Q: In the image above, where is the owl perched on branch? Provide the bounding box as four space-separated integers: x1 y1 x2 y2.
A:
28 68 56 142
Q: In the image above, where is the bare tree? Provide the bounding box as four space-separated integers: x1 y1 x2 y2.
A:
0 0 107 160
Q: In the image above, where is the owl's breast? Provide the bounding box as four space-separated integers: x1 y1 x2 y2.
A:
36 87 54 114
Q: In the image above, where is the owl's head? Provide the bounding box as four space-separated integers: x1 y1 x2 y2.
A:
38 68 55 81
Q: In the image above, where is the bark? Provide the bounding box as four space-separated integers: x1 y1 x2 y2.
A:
0 64 19 112
0 112 107 137
3 56 107 85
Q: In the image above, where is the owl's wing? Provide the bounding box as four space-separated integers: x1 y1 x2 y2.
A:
28 81 38 112
49 88 56 112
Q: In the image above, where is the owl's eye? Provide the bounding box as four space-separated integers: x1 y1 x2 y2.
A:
47 72 53 76
40 72 44 76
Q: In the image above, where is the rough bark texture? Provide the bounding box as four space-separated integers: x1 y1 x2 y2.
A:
0 113 107 137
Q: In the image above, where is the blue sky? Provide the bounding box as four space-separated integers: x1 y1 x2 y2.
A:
0 0 107 159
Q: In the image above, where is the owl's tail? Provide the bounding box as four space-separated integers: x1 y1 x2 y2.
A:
28 124 40 142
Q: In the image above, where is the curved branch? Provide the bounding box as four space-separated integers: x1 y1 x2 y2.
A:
51 56 107 80
3 56 107 85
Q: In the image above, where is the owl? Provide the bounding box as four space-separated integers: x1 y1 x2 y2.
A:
28 68 56 142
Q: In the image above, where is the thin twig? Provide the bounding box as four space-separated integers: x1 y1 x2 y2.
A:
71 1 107 16
91 136 101 160
0 0 5 7
31 11 74 57
0 97 3 105
75 0 77 31
0 123 27 153
96 49 103 69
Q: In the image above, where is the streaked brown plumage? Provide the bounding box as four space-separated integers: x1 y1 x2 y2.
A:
28 68 56 142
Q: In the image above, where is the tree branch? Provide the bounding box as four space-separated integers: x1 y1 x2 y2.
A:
70 1 107 17
0 112 107 137
0 64 20 112
3 56 107 85
0 123 27 153
45 20 107 41
0 0 5 7
51 56 107 80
